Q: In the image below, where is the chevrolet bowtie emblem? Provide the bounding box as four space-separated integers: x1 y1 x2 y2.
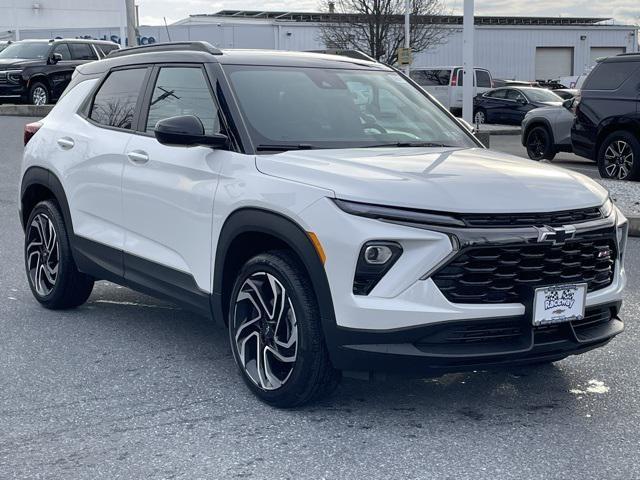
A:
535 225 577 245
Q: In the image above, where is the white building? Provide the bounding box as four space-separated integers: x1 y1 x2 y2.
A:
15 8 639 82
0 0 127 42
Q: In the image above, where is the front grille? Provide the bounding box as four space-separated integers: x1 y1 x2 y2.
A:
460 207 602 228
0 72 7 84
432 230 616 304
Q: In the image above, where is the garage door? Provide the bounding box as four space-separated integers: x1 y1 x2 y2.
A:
535 47 574 81
590 47 625 65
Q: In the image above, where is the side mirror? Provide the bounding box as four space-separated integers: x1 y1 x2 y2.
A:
459 118 476 134
518 98 528 105
562 98 574 110
154 115 228 148
49 52 63 64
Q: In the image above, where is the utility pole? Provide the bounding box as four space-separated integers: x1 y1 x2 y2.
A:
125 0 138 47
462 0 474 124
404 0 411 75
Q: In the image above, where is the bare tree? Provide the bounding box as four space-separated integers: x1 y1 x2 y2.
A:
319 0 450 65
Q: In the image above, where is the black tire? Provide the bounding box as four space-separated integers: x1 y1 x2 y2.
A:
597 131 640 181
526 126 556 161
24 200 94 309
228 250 340 408
473 108 487 125
28 82 50 106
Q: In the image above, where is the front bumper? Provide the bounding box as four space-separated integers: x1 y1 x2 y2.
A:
0 83 26 99
330 302 623 372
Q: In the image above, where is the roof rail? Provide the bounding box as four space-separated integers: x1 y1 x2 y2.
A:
108 41 222 58
306 49 377 62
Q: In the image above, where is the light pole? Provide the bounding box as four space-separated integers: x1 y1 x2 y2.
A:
125 0 138 47
404 0 411 75
462 0 474 124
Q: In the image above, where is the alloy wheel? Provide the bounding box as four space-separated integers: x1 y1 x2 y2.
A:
26 213 59 296
528 130 546 159
32 86 48 106
232 272 298 391
474 111 486 124
603 140 634 180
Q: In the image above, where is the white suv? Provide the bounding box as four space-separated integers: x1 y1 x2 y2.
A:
19 42 628 407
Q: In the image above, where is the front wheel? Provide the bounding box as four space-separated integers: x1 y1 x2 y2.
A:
228 250 340 407
28 82 50 106
597 131 640 181
526 126 556 161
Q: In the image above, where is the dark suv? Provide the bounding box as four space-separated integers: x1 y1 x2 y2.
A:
571 54 640 181
0 39 119 105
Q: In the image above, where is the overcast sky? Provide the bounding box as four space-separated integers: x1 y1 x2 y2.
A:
136 0 639 26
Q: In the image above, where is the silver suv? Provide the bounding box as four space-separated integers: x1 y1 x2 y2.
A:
521 100 575 161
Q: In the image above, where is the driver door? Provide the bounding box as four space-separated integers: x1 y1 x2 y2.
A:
121 65 227 297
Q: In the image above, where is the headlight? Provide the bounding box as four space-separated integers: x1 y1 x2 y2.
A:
616 207 628 264
6 70 23 84
600 197 614 218
333 199 465 228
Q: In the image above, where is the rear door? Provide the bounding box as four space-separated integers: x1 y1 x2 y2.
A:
64 66 149 273
480 89 508 123
121 64 228 294
410 69 451 108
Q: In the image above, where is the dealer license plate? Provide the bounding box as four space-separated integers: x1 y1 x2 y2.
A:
532 284 587 327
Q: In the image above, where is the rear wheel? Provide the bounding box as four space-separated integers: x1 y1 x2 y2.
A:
526 126 556 161
597 131 640 181
228 250 340 407
24 200 94 309
473 108 486 125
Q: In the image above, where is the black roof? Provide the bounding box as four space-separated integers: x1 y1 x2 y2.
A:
82 42 388 73
193 10 612 26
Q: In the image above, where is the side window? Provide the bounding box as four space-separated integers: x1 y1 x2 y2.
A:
506 89 526 102
583 61 640 90
69 43 98 61
89 68 147 130
145 67 220 135
476 70 492 88
487 89 507 99
456 69 475 87
52 43 72 60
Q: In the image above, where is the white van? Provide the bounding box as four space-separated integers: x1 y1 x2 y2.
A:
410 67 493 113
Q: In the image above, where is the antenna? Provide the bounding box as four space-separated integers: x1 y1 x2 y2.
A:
164 17 172 42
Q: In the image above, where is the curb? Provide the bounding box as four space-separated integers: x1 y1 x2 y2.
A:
0 104 53 117
629 217 640 238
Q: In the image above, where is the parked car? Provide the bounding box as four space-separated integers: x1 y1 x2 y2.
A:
572 53 640 180
410 66 493 113
521 99 575 160
553 89 579 100
473 87 563 125
20 42 627 407
0 38 119 105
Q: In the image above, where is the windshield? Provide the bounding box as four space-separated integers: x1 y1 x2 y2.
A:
523 88 562 103
225 65 477 152
0 42 50 60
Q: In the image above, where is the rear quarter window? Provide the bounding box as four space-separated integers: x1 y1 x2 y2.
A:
89 68 147 130
583 61 640 90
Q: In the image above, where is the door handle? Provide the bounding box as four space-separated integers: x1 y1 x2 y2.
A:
127 150 149 165
57 137 75 150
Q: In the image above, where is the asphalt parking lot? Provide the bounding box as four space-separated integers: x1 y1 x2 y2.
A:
1 117 638 480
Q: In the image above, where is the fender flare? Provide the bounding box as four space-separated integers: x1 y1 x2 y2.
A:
20 166 74 235
211 208 338 347
522 117 556 147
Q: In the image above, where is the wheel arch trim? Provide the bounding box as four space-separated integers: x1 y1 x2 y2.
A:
212 207 338 349
522 118 555 147
20 166 74 235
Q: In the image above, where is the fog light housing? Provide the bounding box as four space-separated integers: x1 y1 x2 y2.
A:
353 241 402 295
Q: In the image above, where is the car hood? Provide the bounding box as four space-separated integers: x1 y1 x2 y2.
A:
0 58 43 69
534 101 563 107
256 147 608 213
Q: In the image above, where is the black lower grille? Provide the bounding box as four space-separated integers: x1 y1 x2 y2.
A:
433 230 616 304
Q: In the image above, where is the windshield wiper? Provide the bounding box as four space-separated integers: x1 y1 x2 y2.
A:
256 143 316 152
361 141 455 148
